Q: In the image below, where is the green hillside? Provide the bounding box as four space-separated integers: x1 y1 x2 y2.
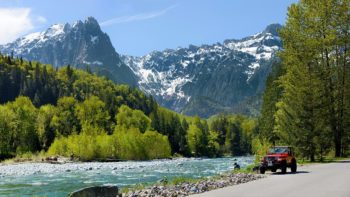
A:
0 55 257 161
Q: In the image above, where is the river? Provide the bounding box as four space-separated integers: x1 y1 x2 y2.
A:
0 156 253 196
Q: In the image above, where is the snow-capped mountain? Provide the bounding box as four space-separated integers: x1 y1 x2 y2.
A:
0 17 137 86
122 24 283 117
0 18 282 117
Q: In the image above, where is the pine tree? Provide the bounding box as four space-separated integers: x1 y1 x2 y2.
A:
259 61 284 144
275 0 350 158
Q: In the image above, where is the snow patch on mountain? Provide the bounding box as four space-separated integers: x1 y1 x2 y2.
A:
123 55 193 101
225 33 280 60
1 23 67 55
83 60 103 65
121 24 282 112
90 35 99 44
46 24 65 37
21 24 65 45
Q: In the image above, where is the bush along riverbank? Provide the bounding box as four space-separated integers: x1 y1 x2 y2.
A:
121 171 265 197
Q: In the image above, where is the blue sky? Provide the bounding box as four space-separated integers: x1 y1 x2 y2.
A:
0 0 297 56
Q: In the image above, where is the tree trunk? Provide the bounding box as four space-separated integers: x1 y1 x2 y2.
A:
324 47 341 157
310 152 315 162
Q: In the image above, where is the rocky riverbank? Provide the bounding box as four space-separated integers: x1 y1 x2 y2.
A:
0 157 256 197
122 173 265 197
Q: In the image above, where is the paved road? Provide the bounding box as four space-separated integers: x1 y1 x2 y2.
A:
192 160 350 197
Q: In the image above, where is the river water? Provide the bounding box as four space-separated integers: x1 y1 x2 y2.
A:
0 156 253 197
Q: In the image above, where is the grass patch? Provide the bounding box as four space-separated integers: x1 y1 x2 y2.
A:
169 176 200 185
233 164 257 173
120 182 153 194
2 151 47 164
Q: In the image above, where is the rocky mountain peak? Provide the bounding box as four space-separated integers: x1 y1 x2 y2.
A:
84 17 101 31
72 20 84 28
263 23 283 36
122 24 283 117
86 16 99 24
0 17 137 86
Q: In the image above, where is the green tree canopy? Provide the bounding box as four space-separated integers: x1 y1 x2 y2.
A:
75 96 110 135
116 105 151 133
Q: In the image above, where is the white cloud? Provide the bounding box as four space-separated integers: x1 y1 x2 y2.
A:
36 16 47 24
101 5 176 27
0 8 35 44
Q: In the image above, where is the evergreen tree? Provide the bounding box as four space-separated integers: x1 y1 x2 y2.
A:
275 0 350 159
259 61 284 144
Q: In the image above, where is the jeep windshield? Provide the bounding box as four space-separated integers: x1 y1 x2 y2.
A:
268 147 289 154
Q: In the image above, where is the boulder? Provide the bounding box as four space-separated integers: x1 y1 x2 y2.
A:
69 185 119 197
45 156 58 161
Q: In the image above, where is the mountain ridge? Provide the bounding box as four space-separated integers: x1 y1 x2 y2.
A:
0 17 137 86
0 17 282 117
122 23 282 117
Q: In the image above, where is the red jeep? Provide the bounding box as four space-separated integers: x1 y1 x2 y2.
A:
259 146 297 174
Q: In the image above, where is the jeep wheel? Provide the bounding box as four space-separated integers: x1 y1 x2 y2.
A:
259 166 266 174
291 161 297 173
281 161 287 174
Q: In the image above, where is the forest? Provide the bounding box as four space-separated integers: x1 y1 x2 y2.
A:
0 54 257 161
259 0 350 161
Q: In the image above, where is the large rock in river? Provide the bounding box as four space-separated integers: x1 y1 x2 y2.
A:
69 185 119 197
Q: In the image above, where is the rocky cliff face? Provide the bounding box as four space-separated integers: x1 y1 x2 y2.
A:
122 24 282 117
0 17 137 86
